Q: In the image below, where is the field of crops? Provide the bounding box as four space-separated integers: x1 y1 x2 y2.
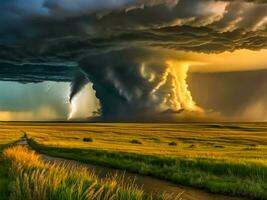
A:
2 122 266 161
0 129 21 200
1 122 267 199
0 128 21 150
3 145 163 200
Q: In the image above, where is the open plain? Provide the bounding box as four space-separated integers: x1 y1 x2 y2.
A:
1 122 267 199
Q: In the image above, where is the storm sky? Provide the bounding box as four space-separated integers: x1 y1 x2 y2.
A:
0 0 267 121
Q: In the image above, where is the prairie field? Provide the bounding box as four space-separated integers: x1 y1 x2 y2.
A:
0 129 21 150
0 129 22 200
4 122 267 161
3 145 164 200
1 122 267 199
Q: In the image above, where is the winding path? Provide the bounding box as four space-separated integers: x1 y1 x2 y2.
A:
16 139 245 200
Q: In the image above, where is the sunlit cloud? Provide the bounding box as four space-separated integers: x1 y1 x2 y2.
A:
186 49 267 72
68 83 100 120
0 0 266 121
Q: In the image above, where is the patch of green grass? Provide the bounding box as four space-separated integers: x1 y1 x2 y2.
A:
29 138 267 200
0 145 10 200
4 145 174 200
19 122 267 160
3 122 267 199
0 132 23 200
0 156 9 200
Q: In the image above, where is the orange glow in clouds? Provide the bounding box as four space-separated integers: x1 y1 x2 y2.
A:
188 49 267 72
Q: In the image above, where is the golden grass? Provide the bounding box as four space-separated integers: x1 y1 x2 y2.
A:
3 145 179 200
1 122 267 199
0 129 21 149
2 122 267 164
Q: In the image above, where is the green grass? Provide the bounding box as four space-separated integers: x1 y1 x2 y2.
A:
0 146 17 200
2 122 267 199
13 122 267 161
0 152 9 200
3 145 174 200
29 138 267 200
0 131 23 200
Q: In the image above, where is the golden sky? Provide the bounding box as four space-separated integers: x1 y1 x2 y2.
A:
189 49 267 72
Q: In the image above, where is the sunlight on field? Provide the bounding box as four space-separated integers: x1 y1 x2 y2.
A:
0 129 21 150
3 145 160 200
1 122 267 163
0 125 22 199
2 122 267 199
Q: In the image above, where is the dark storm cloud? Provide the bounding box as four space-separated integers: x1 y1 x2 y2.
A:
0 0 266 59
69 70 89 102
74 48 200 119
77 48 175 118
0 62 74 83
0 25 266 70
0 0 267 119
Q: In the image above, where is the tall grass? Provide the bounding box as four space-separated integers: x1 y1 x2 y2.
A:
3 145 176 200
0 137 23 200
0 155 10 200
28 139 267 200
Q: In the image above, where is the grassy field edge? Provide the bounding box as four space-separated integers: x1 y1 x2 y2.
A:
0 157 10 200
0 138 23 200
4 144 177 200
28 138 267 200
